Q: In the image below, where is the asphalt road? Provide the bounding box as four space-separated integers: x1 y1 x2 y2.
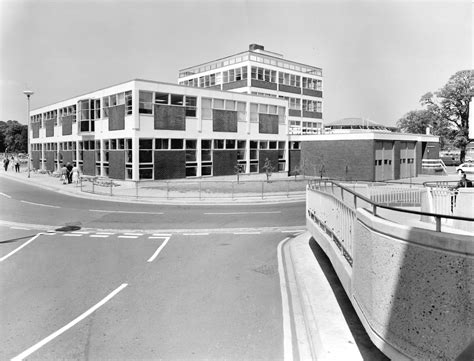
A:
0 177 306 360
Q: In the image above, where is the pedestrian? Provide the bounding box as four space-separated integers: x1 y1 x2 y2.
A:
11 156 15 171
60 165 68 184
72 164 79 186
14 157 20 172
455 170 472 189
3 157 9 171
66 162 73 184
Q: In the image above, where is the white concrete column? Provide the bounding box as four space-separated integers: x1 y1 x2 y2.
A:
132 136 140 181
196 137 202 177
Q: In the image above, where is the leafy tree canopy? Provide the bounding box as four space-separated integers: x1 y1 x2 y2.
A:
0 120 28 153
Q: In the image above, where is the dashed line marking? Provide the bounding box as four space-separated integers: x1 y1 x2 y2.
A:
11 283 128 361
89 209 164 215
71 231 90 234
90 235 109 238
281 230 305 234
234 232 261 235
95 232 115 235
42 232 56 236
63 234 83 237
20 200 60 208
118 235 138 239
0 192 12 199
182 233 209 236
123 233 143 236
152 233 172 237
147 236 171 262
204 211 281 215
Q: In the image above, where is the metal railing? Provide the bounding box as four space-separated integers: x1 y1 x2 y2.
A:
79 175 310 201
308 179 474 239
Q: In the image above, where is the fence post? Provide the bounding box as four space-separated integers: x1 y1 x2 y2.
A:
354 194 357 209
261 182 264 200
110 180 113 196
135 181 138 199
435 216 441 232
80 177 83 192
92 178 95 194
372 204 377 216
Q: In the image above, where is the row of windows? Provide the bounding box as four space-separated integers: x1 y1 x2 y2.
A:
103 91 133 116
223 66 248 83
302 77 322 91
251 66 277 83
302 99 322 112
179 52 322 78
138 91 197 116
201 97 247 121
249 102 285 123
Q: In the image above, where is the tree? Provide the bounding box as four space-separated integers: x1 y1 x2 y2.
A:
396 109 454 149
262 158 274 183
0 120 28 153
421 70 473 162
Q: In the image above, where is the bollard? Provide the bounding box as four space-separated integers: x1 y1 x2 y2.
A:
435 216 441 232
80 177 83 192
372 204 377 216
231 181 234 200
135 181 138 199
261 182 264 200
92 179 95 194
110 181 113 196
199 182 202 200
287 180 289 198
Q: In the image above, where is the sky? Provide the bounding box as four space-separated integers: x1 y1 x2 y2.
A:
0 0 472 127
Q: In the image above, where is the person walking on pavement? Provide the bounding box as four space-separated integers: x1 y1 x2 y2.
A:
3 157 9 171
72 164 80 186
14 156 20 172
66 162 73 184
60 165 68 184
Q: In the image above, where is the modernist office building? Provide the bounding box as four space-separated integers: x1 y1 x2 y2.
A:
29 79 291 181
29 45 439 182
179 44 323 135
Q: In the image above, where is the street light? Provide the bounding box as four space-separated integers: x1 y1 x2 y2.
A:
23 90 34 178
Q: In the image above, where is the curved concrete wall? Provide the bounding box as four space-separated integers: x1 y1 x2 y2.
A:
352 209 473 360
307 194 474 360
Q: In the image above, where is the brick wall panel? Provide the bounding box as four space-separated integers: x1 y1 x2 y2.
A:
154 151 186 180
301 140 376 181
250 79 278 91
302 89 323 98
32 123 40 138
259 113 279 134
302 111 322 119
154 104 185 131
213 150 238 176
222 79 248 91
45 119 55 137
108 150 125 179
109 104 125 131
289 150 301 175
82 151 96 176
278 84 301 94
213 109 238 132
32 151 40 170
61 115 73 136
45 151 55 172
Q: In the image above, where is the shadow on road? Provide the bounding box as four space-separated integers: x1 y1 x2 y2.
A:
308 237 389 361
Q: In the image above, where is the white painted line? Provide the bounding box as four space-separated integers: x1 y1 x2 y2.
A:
204 211 281 215
147 237 170 262
63 234 83 237
90 235 109 238
71 231 90 234
89 209 163 215
20 200 60 208
277 237 293 361
123 233 143 236
11 283 128 361
95 232 115 235
148 236 168 239
281 230 305 234
0 192 12 199
234 232 261 235
152 233 171 237
183 233 209 236
42 232 56 236
10 226 30 230
0 233 42 262
118 235 138 239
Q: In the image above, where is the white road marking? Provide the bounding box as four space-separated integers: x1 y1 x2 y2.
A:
234 232 261 235
182 233 209 236
89 209 163 215
281 230 305 234
0 192 12 198
277 237 293 361
95 232 115 235
11 283 128 361
204 211 281 215
63 234 83 237
42 232 56 236
90 235 109 238
20 200 60 208
118 235 138 239
10 226 30 230
0 233 42 262
152 233 172 237
71 231 90 234
123 233 143 236
147 236 170 262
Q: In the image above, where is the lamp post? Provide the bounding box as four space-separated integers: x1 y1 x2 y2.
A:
23 90 34 178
